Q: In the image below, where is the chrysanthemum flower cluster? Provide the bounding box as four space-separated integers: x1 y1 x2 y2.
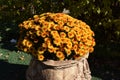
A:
17 12 95 61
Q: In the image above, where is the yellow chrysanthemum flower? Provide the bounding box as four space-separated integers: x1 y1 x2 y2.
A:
53 38 61 46
48 47 58 53
44 38 51 44
18 12 96 61
89 47 94 53
92 40 96 46
48 22 54 31
56 51 65 60
64 47 71 56
66 42 72 49
42 26 48 31
72 38 78 44
36 31 41 36
42 22 49 27
22 39 32 48
53 25 60 30
35 25 40 30
76 35 81 41
68 31 74 38
22 39 27 46
58 21 64 26
64 26 70 32
23 47 28 52
41 32 47 38
38 54 44 61
42 43 47 48
72 44 78 51
26 41 32 48
51 31 60 39
37 47 45 54
33 15 39 19
60 32 66 38
59 56 65 60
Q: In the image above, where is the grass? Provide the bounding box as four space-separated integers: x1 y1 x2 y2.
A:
0 48 31 80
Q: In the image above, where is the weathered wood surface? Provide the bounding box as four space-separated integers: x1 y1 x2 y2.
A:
26 58 91 80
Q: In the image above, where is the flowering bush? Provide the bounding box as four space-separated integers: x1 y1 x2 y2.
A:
17 12 95 61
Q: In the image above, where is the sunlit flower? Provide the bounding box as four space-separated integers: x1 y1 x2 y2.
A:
79 42 84 48
44 38 51 43
26 41 32 48
41 32 47 38
72 38 78 44
42 26 48 31
18 12 96 61
89 47 94 53
60 32 66 38
53 38 61 46
22 39 28 46
68 31 74 38
36 31 41 36
23 47 28 52
92 40 96 46
48 22 54 31
51 31 57 34
72 44 78 51
60 56 65 60
37 47 45 54
53 25 60 30
42 43 47 48
64 47 71 56
56 51 65 60
58 21 64 26
66 42 72 49
38 54 44 61
64 26 70 32
33 15 39 19
35 25 40 30
48 46 58 53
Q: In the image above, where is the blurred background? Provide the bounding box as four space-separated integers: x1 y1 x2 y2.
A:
0 0 120 80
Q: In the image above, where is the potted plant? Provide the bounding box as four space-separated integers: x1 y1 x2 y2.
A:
17 12 95 80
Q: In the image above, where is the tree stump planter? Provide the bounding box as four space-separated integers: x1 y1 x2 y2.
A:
26 58 91 80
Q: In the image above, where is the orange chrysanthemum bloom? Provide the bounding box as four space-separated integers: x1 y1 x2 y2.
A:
38 54 44 61
56 51 65 60
17 12 96 61
68 31 74 38
60 32 66 38
36 31 41 36
53 38 61 46
64 26 70 32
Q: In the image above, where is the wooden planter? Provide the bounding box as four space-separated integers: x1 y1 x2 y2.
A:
26 57 91 80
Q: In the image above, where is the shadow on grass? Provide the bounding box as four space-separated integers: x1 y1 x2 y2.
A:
0 60 28 80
